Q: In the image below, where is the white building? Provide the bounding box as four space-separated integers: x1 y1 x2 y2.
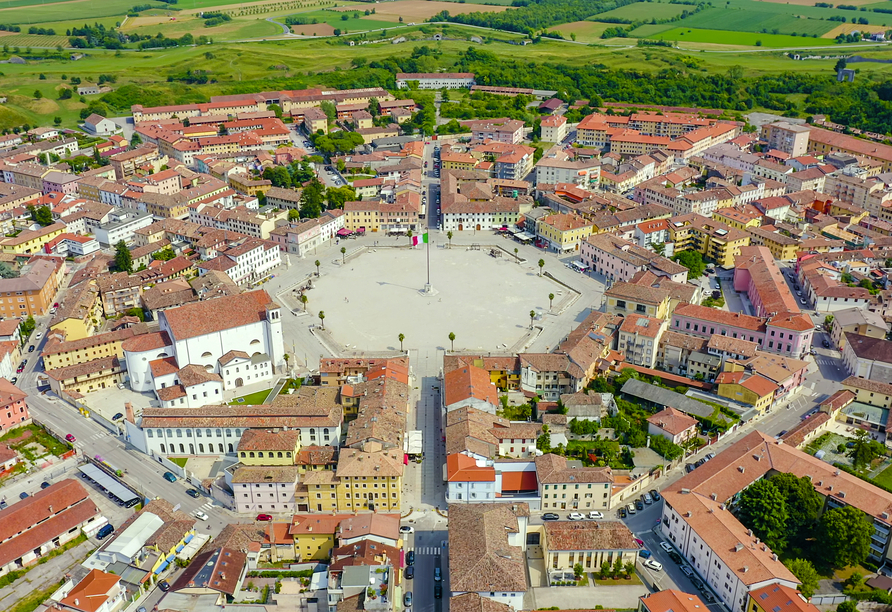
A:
396 72 475 89
231 465 299 515
122 289 284 408
83 113 120 136
540 115 569 143
197 238 282 286
93 210 155 247
535 156 600 187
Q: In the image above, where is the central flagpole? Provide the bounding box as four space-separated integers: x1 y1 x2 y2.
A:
427 235 431 287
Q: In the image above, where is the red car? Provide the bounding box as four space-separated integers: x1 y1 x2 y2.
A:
65 434 76 442
256 513 272 521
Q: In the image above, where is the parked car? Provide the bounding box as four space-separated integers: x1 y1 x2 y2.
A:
660 542 674 552
778 430 788 437
695 458 706 468
823 339 831 348
404 592 413 607
34 332 41 340
27 345 34 353
635 500 644 511
194 511 209 521
163 471 177 483
543 512 560 521
40 481 50 489
405 566 415 579
681 566 695 577
668 551 683 564
588 511 603 519
186 489 201 498
618 507 627 519
643 559 663 571
626 503 636 514
704 452 716 461
568 512 585 520
19 492 28 500
685 463 695 472
434 584 443 599
639 549 652 558
406 551 415 566
112 412 124 421
701 591 715 603
649 489 661 501
256 513 272 521
97 524 114 539
10 377 16 385
642 493 653 505
158 580 170 592
65 434 76 442
0 501 7 510
693 578 705 591
434 567 442 582
399 525 414 533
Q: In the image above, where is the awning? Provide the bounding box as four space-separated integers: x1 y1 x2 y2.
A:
336 229 351 236
176 544 184 552
166 553 177 562
501 470 538 492
184 534 193 544
155 560 169 575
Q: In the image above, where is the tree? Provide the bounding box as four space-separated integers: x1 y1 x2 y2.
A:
407 229 413 245
624 561 635 578
0 263 17 279
27 205 52 226
835 57 847 73
820 505 873 568
769 473 824 532
536 431 551 453
398 333 405 351
300 294 308 311
288 209 300 221
784 559 819 599
653 242 666 256
612 557 624 578
315 260 321 276
448 331 456 351
530 309 536 329
824 315 834 330
573 563 584 579
326 185 355 210
130 133 142 149
340 246 346 264
736 479 788 551
18 315 35 339
672 250 706 279
538 258 545 277
152 246 176 261
114 240 133 273
447 230 453 248
848 428 885 469
837 602 858 612
514 247 519 263
549 293 555 309
33 90 42 99
318 310 325 330
53 116 61 126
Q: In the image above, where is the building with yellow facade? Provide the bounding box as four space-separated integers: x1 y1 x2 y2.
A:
715 370 777 414
0 256 64 319
668 213 750 268
228 173 273 197
289 514 345 560
542 521 638 577
536 213 594 252
237 430 301 466
747 584 819 612
746 227 801 261
712 207 762 232
0 222 66 254
49 279 102 341
604 282 671 320
335 446 403 513
441 152 479 171
42 325 147 371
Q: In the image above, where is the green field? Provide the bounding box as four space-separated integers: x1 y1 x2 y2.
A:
591 1 688 21
284 9 398 31
0 33 70 47
0 0 175 25
651 26 845 45
124 15 281 40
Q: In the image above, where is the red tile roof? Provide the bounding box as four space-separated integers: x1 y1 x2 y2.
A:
161 289 275 340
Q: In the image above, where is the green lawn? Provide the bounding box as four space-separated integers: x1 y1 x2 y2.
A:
168 456 188 468
591 1 688 21
230 388 274 405
677 0 892 33
284 9 398 32
0 0 173 25
872 462 892 489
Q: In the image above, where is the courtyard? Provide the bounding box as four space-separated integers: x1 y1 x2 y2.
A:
304 245 577 352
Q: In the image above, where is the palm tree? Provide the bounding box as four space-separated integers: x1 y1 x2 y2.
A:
398 333 405 351
318 310 325 330
538 259 545 277
340 246 346 263
514 247 519 263
314 259 321 276
447 230 453 248
549 293 555 309
530 309 536 329
300 294 308 311
407 229 413 245
448 332 455 351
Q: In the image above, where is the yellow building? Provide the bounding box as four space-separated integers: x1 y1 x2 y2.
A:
228 174 273 198
746 227 800 261
237 430 301 466
604 283 671 320
302 107 328 135
441 152 479 171
536 213 594 252
668 213 750 268
829 202 868 223
50 281 102 341
0 223 65 254
302 470 339 513
715 370 777 414
46 355 126 397
289 514 346 561
42 326 140 371
335 447 403 513
842 375 892 408
712 208 762 232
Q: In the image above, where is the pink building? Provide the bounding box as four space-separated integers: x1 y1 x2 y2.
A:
732 246 800 318
0 378 30 433
42 172 80 196
671 303 813 359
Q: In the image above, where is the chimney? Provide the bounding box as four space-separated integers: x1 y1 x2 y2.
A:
743 566 749 573
735 543 744 552
747 529 753 537
738 466 745 473
772 554 778 561
710 493 717 500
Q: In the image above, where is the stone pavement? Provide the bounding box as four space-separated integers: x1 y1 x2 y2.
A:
530 582 650 609
0 538 93 611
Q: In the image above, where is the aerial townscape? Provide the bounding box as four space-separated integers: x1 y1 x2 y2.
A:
9 1 892 612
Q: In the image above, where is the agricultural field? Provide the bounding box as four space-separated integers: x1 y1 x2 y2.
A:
0 33 70 48
331 0 511 21
649 26 849 46
824 22 890 37
547 20 614 41
0 0 173 25
283 9 397 32
590 1 688 21
122 13 282 40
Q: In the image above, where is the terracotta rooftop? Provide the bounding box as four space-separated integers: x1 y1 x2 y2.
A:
544 520 637 551
647 407 697 436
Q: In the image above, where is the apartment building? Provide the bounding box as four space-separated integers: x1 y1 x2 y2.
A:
0 257 63 318
536 213 593 252
582 233 688 284
541 115 569 143
440 172 528 232
605 282 671 320
617 313 668 368
42 326 148 371
733 246 800 318
109 144 163 179
342 199 420 233
536 453 613 512
761 121 811 157
467 119 525 145
0 222 65 254
830 307 888 350
396 73 475 89
93 211 155 247
668 213 751 268
197 238 281 285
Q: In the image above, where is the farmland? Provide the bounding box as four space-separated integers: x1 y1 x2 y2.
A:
647 26 838 47
590 2 688 21
331 0 511 21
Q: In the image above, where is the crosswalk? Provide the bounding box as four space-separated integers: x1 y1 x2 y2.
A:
74 431 108 449
196 501 215 512
814 357 842 367
408 546 443 555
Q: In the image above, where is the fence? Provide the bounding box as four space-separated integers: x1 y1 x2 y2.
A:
811 595 848 605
